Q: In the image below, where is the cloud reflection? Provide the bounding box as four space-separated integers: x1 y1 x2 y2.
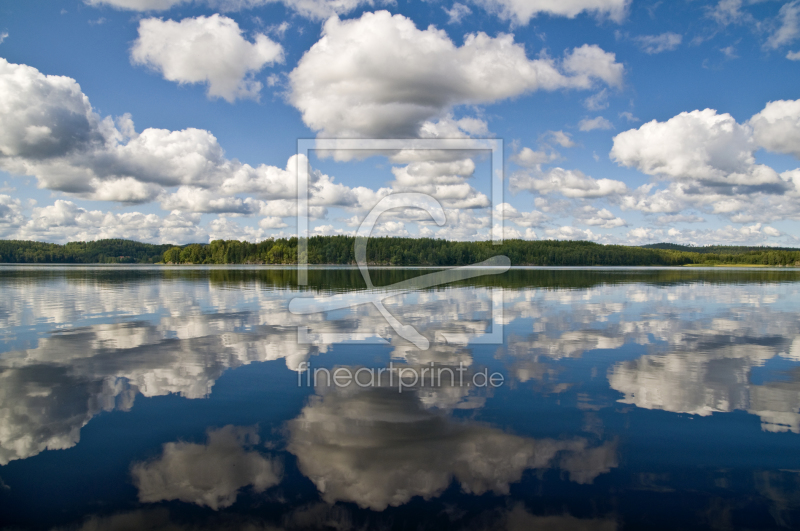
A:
0 281 500 464
131 425 282 510
610 334 800 432
287 374 617 510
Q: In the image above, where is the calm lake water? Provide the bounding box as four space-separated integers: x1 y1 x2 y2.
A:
2 266 800 530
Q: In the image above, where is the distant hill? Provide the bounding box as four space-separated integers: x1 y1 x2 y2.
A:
0 238 799 267
642 243 800 254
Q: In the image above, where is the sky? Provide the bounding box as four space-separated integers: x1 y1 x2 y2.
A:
0 0 799 246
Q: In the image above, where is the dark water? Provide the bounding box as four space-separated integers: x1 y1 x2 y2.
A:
2 266 800 530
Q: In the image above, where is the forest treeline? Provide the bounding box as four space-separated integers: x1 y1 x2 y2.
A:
2 237 800 266
0 239 174 264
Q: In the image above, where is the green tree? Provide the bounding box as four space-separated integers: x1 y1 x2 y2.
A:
163 247 182 264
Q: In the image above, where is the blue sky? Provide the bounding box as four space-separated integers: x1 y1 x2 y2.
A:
1 0 799 245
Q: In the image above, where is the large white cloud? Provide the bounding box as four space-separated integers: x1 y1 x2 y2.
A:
0 57 513 242
0 59 232 199
289 11 623 137
611 108 787 194
611 103 800 225
612 109 752 180
0 59 103 163
132 425 282 509
472 0 630 25
131 15 283 102
749 99 800 158
0 58 374 224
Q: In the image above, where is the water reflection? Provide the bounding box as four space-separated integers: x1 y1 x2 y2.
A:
2 267 800 530
0 317 318 464
58 503 619 531
497 281 800 435
610 334 800 432
132 425 282 510
286 375 617 510
0 289 501 464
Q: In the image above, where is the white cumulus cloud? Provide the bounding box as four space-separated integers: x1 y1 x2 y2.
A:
612 102 800 224
289 11 624 137
611 108 787 195
749 99 800 158
0 58 376 222
131 14 284 102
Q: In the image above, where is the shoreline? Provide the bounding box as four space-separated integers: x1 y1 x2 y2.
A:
1 263 799 270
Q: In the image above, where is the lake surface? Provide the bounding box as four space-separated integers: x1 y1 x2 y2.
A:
2 266 800 530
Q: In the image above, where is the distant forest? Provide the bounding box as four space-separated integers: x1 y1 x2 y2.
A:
2 237 800 267
0 239 174 264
